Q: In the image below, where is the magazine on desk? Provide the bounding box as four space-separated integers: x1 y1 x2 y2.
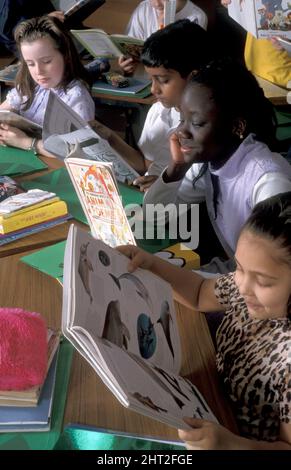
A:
0 110 42 138
42 91 139 183
227 0 291 39
62 225 218 429
71 28 144 60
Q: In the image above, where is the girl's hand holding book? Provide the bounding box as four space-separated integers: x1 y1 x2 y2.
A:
0 123 32 151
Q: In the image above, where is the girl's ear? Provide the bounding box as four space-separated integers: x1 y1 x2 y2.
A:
232 118 247 140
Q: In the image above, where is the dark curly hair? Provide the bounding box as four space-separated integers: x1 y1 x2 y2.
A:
187 58 278 150
141 19 212 78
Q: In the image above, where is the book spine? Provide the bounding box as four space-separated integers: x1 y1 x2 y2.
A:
0 201 68 234
0 197 60 221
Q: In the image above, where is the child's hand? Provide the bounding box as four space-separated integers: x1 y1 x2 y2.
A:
116 245 155 272
90 120 113 141
132 175 158 192
0 123 31 150
169 131 186 165
118 56 137 75
178 417 241 450
48 11 65 22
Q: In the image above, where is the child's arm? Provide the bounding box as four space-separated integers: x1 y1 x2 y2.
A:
91 120 147 174
117 245 223 313
0 123 56 158
0 99 14 111
178 418 291 450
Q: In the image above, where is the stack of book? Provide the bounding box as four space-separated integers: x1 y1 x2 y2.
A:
0 188 71 246
0 330 61 432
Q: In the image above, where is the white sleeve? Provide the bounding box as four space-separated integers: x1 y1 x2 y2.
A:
137 105 156 163
252 172 291 206
125 7 146 40
144 165 206 205
6 88 22 112
63 83 95 122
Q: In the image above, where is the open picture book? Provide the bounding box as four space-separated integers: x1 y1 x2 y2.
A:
42 91 139 183
227 0 291 39
0 110 42 138
62 225 217 429
65 155 136 247
71 28 144 60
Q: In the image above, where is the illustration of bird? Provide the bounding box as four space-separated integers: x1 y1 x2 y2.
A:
78 242 93 303
109 272 153 312
101 300 130 349
157 300 174 359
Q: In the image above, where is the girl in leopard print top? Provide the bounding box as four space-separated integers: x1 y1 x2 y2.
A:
118 191 291 449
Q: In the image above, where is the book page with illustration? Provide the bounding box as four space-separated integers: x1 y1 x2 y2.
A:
227 0 291 39
62 225 217 429
71 29 144 59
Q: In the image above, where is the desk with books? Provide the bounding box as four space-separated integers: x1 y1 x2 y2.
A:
0 251 237 444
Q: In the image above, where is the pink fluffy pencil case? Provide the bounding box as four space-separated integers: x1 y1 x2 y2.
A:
0 307 47 390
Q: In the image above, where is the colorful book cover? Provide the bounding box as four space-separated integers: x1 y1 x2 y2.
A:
228 0 291 39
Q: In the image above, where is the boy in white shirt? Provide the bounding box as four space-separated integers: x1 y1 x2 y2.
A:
120 0 208 74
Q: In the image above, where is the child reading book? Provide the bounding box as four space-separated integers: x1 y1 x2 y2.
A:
0 15 95 158
143 58 291 271
119 0 208 75
62 223 218 429
118 191 291 449
93 19 212 189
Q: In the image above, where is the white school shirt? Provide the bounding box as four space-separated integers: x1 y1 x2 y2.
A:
126 0 208 40
144 134 291 255
6 79 95 125
138 101 180 175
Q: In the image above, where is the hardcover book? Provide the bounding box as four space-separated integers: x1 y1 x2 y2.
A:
65 156 136 247
62 225 217 430
92 76 151 97
71 28 144 60
227 0 291 39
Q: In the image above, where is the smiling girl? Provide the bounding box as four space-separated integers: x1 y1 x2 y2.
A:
0 15 95 157
118 191 291 449
144 59 291 268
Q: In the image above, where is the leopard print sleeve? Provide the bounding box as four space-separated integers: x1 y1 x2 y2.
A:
214 273 234 309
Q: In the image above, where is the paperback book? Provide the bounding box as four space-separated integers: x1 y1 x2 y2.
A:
71 28 144 60
62 225 217 429
0 110 42 138
43 91 139 184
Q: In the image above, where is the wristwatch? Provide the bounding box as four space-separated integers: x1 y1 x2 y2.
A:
27 137 38 155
